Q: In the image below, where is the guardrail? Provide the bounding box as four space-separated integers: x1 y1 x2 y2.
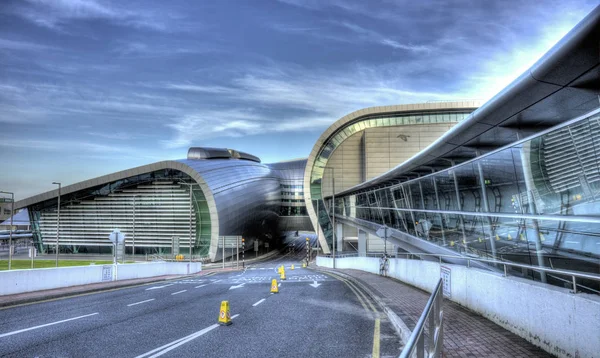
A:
400 278 444 358
318 252 600 294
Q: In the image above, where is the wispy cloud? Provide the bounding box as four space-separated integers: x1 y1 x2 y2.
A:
161 63 457 147
0 37 54 51
164 83 234 94
8 0 191 33
336 22 431 52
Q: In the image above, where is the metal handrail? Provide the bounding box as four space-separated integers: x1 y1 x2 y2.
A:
318 252 600 294
400 278 444 358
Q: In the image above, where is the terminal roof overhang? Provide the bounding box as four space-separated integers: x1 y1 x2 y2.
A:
336 6 600 197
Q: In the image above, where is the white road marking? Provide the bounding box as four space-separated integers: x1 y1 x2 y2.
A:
145 284 174 291
135 324 219 358
252 299 266 307
195 284 208 288
229 283 245 290
171 290 187 295
213 279 222 283
127 299 155 307
309 281 321 288
136 315 241 358
0 313 99 338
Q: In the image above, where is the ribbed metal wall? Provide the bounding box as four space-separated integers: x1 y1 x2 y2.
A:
39 181 196 250
543 119 600 192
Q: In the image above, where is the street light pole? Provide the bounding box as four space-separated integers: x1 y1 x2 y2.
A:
132 195 136 259
0 191 14 270
323 167 336 269
52 182 61 267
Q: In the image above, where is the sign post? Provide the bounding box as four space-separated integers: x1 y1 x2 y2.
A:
241 238 245 268
376 225 389 254
29 246 37 269
109 230 126 265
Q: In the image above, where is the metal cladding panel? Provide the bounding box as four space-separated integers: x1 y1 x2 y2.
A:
178 159 281 237
530 6 600 86
187 147 232 160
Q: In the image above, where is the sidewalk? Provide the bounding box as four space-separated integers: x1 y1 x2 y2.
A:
332 268 552 358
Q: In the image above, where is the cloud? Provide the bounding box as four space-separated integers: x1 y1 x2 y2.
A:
161 63 459 148
9 0 189 33
0 37 55 51
164 83 234 94
336 22 431 52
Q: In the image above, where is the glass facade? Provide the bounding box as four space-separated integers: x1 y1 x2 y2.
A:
331 110 600 285
309 110 473 246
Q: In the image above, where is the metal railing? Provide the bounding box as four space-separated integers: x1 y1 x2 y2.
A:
318 252 600 294
400 278 444 358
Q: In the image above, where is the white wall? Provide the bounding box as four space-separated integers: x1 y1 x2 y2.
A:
0 262 202 296
317 256 600 358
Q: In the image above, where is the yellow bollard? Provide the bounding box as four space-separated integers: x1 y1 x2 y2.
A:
291 264 294 270
270 279 279 293
218 300 232 326
302 263 306 268
280 269 286 280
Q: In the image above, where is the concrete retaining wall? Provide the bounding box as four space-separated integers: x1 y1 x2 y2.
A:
0 262 202 296
317 256 600 358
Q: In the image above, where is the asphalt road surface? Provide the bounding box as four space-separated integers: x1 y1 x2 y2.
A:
0 250 401 357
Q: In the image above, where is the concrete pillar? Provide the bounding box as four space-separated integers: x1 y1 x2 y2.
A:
358 229 367 257
336 223 343 252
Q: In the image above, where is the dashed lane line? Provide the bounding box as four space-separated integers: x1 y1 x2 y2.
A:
127 299 155 307
194 284 208 288
252 299 266 307
0 313 99 338
171 290 187 295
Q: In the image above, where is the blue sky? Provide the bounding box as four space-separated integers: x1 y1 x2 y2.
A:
0 0 597 200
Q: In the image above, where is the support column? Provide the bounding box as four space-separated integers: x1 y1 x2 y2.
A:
520 143 547 283
450 162 468 251
358 229 367 257
336 223 343 252
431 174 446 245
476 155 498 260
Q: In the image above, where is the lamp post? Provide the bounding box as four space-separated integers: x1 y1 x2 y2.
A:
178 182 196 263
0 191 14 270
52 182 61 267
132 195 137 259
323 167 336 269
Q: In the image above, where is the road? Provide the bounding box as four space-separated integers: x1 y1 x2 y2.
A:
0 250 400 357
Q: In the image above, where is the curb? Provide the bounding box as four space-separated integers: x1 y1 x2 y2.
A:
0 274 198 309
312 266 412 345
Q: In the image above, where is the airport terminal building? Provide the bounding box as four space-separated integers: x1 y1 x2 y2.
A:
10 6 600 283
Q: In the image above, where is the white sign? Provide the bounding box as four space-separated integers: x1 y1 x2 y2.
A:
376 225 389 239
102 265 113 282
440 266 451 298
109 229 125 243
254 241 259 252
265 242 269 248
28 247 37 258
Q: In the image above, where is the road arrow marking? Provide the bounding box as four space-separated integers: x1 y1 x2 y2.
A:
229 283 246 290
309 281 321 288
